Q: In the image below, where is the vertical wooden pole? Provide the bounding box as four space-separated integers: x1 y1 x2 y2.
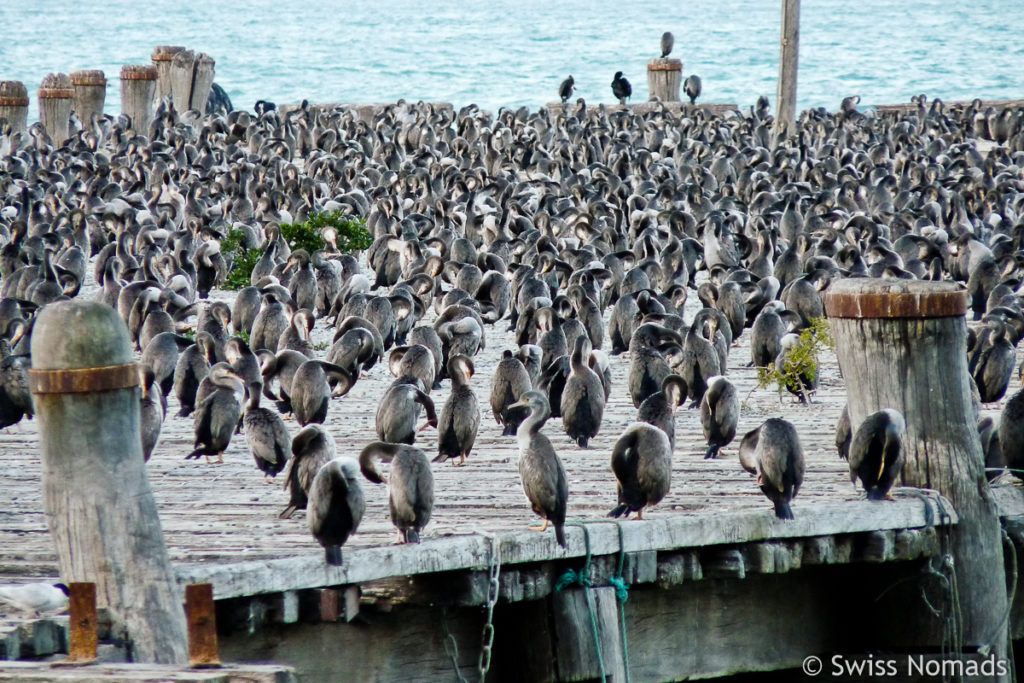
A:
185 583 221 668
70 70 106 128
551 587 626 682
29 300 188 665
825 279 1008 670
67 582 97 663
38 73 74 146
646 59 682 102
774 0 800 138
151 45 185 103
170 49 196 113
189 53 216 114
120 65 157 133
0 81 29 135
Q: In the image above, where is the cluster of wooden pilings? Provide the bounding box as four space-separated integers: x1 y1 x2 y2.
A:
0 46 215 140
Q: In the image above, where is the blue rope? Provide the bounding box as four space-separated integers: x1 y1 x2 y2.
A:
607 576 629 602
613 521 632 683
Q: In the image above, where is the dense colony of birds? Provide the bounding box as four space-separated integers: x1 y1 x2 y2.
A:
0 71 1023 573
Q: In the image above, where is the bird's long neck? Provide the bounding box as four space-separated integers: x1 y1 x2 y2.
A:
520 403 550 440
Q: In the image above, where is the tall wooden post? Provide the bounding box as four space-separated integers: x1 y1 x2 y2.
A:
38 73 74 146
774 0 800 138
70 70 106 127
170 49 196 113
0 81 29 135
29 300 189 665
151 45 185 102
825 279 1008 670
647 59 682 102
120 65 157 133
190 53 216 114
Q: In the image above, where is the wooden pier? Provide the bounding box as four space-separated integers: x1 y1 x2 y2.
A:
3 268 1022 680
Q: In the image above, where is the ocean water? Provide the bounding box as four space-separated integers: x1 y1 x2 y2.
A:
0 0 1020 121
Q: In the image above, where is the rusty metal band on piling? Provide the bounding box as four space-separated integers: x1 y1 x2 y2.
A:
29 363 139 394
185 583 221 668
67 582 98 663
647 59 682 71
120 66 157 81
37 89 74 100
824 290 966 319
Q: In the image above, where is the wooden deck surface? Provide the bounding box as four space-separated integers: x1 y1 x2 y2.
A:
0 274 1011 599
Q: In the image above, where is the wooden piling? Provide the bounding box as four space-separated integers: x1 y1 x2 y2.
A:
69 70 106 127
0 81 29 135
29 300 188 664
825 279 1009 664
119 65 157 133
37 73 74 146
169 49 196 112
551 587 625 682
67 583 97 663
647 59 682 102
190 53 216 113
151 45 185 102
185 584 221 668
774 0 800 138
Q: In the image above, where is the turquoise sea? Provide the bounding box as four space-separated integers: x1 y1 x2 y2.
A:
0 0 1020 119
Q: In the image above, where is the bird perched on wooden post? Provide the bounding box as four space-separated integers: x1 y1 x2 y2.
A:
684 74 702 105
660 32 674 58
612 71 632 105
559 75 575 103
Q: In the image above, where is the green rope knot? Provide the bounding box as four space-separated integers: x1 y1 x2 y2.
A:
608 576 629 602
555 567 591 591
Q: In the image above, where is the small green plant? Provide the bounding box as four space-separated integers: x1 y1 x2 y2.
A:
313 340 330 352
222 212 371 290
178 327 196 340
234 329 251 345
223 228 262 290
755 316 833 402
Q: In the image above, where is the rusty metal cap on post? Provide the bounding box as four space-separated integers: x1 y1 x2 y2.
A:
70 70 107 87
823 278 967 319
120 65 158 81
647 58 682 71
38 73 73 100
29 300 139 394
0 81 29 107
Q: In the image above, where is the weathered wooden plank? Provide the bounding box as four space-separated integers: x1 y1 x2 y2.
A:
0 662 294 682
174 494 953 599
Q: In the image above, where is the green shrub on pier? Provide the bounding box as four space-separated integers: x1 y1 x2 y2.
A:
222 212 371 291
756 316 833 401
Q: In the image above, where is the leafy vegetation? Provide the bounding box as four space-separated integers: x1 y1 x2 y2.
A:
222 212 371 291
756 317 833 401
